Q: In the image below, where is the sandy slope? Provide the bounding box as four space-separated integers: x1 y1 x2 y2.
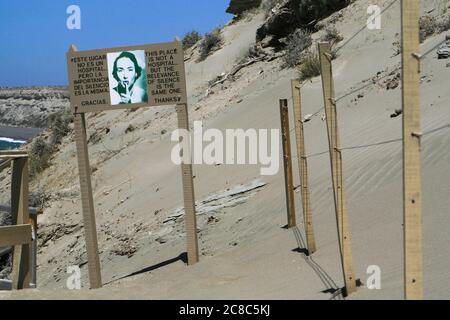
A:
1 0 449 300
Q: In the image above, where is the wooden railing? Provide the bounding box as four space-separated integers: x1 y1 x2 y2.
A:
0 151 38 290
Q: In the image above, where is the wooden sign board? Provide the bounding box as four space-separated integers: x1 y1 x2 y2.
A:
66 41 199 288
67 41 187 113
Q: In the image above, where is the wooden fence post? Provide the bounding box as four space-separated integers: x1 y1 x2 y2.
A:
291 80 317 254
176 103 199 265
280 99 297 228
318 42 356 296
10 157 31 289
401 0 423 300
68 44 102 289
74 112 103 289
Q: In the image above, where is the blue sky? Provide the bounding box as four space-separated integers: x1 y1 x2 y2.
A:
0 0 233 87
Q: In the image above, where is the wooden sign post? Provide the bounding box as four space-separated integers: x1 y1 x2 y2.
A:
291 80 317 255
176 103 199 265
401 0 423 300
73 104 103 289
318 42 356 296
66 40 199 288
279 99 297 228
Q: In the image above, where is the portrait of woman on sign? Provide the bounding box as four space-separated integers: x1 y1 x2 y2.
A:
107 50 148 105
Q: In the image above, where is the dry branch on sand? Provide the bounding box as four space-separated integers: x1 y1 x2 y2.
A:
206 55 267 96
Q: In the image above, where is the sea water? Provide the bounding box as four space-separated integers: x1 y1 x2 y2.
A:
0 137 25 150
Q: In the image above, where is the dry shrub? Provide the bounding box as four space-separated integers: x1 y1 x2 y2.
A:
29 137 52 177
321 26 344 44
419 15 437 43
48 108 73 146
283 29 313 68
298 51 321 80
438 15 450 33
182 31 201 51
198 28 223 61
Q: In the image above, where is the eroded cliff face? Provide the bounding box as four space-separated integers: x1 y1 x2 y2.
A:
256 0 350 48
226 0 263 15
0 87 69 128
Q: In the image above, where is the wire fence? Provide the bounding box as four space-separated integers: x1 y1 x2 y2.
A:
285 0 450 159
270 11 448 264
289 0 450 133
334 0 400 54
289 122 450 162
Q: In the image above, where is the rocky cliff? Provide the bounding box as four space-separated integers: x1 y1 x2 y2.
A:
226 0 262 15
0 87 69 128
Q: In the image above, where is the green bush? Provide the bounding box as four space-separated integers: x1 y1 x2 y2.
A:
182 31 201 51
198 28 223 61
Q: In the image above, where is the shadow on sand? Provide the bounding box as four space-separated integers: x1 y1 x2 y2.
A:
289 225 346 300
104 252 188 285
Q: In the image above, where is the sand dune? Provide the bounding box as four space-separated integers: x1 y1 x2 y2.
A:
1 0 449 300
